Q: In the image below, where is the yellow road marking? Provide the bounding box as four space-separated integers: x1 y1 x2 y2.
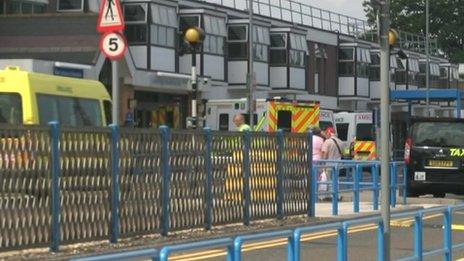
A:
171 224 379 260
390 214 443 228
452 225 464 231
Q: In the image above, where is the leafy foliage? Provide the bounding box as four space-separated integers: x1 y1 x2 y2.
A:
363 0 464 62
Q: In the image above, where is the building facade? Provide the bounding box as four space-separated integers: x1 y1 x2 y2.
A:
0 0 461 128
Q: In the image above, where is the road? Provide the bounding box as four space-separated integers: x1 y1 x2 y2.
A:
168 195 464 261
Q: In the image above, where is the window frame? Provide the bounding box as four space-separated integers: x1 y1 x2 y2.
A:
228 24 249 60
124 3 148 24
57 0 84 12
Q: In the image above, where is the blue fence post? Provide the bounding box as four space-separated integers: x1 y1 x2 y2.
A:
243 130 251 226
307 131 313 217
402 165 408 205
338 224 348 261
49 121 61 252
390 163 397 207
354 164 361 213
204 127 213 230
109 124 120 243
160 125 170 236
377 221 385 261
444 206 453 261
276 129 284 220
310 165 318 217
372 164 379 211
332 165 339 216
414 213 423 260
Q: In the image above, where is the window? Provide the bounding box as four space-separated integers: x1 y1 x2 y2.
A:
270 33 287 65
0 93 22 124
203 15 227 55
413 122 464 147
370 53 380 81
150 4 177 48
124 3 149 44
219 113 229 131
0 0 4 15
253 26 270 62
228 25 243 40
339 47 355 76
57 0 83 12
37 95 103 127
356 48 371 78
242 113 258 126
126 24 147 44
6 1 20 14
336 123 349 141
179 16 200 32
228 25 248 59
124 4 147 23
356 123 374 141
339 48 354 61
289 33 307 67
104 100 112 125
277 110 292 132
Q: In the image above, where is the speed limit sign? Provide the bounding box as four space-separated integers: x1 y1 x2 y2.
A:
99 32 127 60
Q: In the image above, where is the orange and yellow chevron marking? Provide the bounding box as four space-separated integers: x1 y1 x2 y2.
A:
354 141 376 161
268 101 277 132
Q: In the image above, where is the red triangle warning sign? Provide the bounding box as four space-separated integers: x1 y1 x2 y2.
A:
97 0 125 33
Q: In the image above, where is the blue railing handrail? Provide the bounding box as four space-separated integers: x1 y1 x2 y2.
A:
69 248 158 261
159 238 234 261
70 203 464 261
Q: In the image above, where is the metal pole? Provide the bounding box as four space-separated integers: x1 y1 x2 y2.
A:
425 0 430 116
112 60 119 125
247 0 254 129
379 0 391 259
191 50 198 128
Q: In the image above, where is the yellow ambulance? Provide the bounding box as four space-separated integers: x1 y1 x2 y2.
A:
0 66 111 126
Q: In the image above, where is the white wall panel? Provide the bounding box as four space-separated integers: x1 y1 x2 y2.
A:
270 67 287 88
290 67 305 89
151 47 175 72
204 55 225 80
338 77 355 96
228 61 247 84
129 46 147 69
357 78 369 96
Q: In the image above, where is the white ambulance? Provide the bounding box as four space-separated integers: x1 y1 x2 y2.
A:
334 112 376 160
205 98 320 133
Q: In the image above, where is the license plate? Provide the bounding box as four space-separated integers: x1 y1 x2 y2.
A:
414 171 426 181
428 160 454 168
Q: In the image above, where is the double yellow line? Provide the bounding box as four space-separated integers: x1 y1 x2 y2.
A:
169 224 378 261
170 218 464 261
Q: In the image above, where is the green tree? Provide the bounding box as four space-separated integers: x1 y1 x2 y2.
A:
363 0 464 63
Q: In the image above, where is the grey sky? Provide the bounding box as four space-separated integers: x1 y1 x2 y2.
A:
304 0 366 19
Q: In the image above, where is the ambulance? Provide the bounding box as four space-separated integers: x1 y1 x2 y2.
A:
205 98 320 133
319 109 336 134
334 112 376 160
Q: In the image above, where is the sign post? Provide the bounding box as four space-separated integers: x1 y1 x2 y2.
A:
97 0 126 126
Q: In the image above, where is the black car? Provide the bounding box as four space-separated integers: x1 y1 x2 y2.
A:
405 117 464 197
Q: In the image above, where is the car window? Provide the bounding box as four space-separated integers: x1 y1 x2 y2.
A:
412 122 464 147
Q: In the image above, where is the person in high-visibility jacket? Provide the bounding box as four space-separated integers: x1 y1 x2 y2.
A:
233 114 251 132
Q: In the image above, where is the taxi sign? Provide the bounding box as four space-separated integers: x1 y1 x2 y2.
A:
97 0 125 33
99 32 127 60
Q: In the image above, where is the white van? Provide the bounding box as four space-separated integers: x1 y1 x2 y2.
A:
319 110 336 133
335 112 376 159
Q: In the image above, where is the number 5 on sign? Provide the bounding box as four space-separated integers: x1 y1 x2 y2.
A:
99 32 127 60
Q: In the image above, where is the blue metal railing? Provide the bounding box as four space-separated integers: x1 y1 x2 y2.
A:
72 204 464 261
311 159 407 216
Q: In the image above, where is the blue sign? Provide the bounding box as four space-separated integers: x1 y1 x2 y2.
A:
53 67 84 78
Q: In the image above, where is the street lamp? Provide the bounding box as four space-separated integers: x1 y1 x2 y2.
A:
183 26 205 129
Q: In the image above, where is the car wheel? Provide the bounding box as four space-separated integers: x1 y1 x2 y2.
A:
433 193 445 198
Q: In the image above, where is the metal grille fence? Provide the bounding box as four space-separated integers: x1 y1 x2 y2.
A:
0 124 51 250
210 132 244 225
59 127 111 244
119 128 162 237
0 124 407 253
282 133 310 216
169 130 205 230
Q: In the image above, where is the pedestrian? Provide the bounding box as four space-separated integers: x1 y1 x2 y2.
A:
310 126 324 161
320 126 344 201
233 114 251 132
